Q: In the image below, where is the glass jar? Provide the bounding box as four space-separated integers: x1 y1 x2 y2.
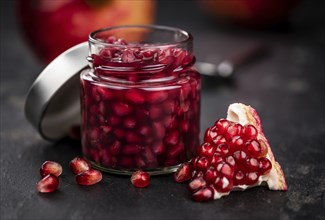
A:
80 25 201 175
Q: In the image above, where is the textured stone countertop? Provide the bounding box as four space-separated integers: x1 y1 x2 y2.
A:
1 0 324 219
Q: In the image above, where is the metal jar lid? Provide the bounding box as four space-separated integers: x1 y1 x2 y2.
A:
24 42 89 141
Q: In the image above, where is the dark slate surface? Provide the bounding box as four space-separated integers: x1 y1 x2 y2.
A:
1 0 324 219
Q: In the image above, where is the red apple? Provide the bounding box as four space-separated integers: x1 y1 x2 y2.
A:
17 0 156 64
199 0 299 28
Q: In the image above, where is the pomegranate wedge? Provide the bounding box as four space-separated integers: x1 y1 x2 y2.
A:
188 103 287 201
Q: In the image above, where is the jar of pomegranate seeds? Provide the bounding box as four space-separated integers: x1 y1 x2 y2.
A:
80 25 201 174
24 25 201 175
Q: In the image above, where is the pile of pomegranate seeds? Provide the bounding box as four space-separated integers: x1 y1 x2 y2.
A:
37 161 61 193
130 170 150 188
175 119 273 202
69 157 102 186
69 156 91 174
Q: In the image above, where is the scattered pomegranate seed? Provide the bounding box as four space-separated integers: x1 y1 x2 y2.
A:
36 174 59 193
40 161 62 177
69 157 91 175
130 170 150 188
174 163 191 183
75 169 102 186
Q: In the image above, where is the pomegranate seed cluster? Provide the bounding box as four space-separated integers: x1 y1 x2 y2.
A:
81 37 200 172
182 119 273 202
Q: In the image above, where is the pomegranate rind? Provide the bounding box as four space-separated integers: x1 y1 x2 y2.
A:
227 103 287 191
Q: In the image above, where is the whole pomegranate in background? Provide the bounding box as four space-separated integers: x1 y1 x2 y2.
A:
199 0 299 28
17 0 156 64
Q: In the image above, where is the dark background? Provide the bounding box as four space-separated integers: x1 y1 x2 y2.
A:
1 0 325 219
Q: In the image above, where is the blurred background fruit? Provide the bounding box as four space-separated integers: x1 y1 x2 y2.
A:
17 0 156 64
199 0 299 28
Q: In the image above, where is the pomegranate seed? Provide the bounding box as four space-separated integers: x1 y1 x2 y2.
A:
75 169 102 185
40 161 62 177
153 122 165 139
215 119 232 134
97 86 114 100
100 125 112 134
188 177 206 193
204 126 218 143
210 153 224 167
215 143 229 156
228 136 244 153
167 143 184 158
174 163 191 183
180 120 189 132
112 102 133 116
141 50 155 60
212 135 227 145
108 115 121 126
204 167 219 183
138 125 151 136
233 150 247 164
233 170 245 185
258 157 272 175
192 186 214 202
245 140 265 158
123 117 136 129
69 157 91 175
196 157 209 171
146 91 168 103
108 140 122 156
131 170 150 188
197 142 216 158
122 144 142 155
36 174 59 193
164 130 180 146
242 124 258 140
189 156 200 169
191 170 204 179
246 157 259 172
214 176 233 193
122 50 136 62
142 147 158 168
163 100 176 114
113 129 125 139
151 142 165 155
225 155 236 167
149 106 163 119
88 128 100 140
217 162 234 179
135 156 146 168
125 132 141 143
245 172 259 185
225 123 243 140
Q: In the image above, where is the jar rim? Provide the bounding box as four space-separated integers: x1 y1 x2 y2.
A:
89 24 193 48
